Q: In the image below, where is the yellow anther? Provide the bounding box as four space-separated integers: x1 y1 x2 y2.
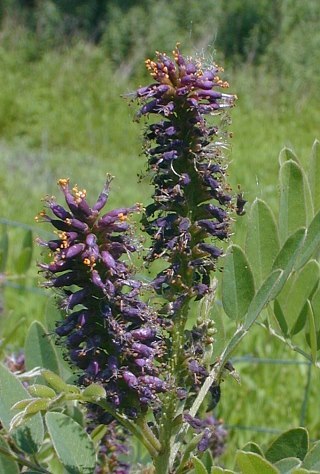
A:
118 213 127 221
58 231 67 240
58 178 69 187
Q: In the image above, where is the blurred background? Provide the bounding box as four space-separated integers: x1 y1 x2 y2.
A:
0 0 319 466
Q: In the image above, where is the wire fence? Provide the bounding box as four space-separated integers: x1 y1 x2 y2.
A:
228 356 313 435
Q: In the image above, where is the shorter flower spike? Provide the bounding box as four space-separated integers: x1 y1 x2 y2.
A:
37 178 166 416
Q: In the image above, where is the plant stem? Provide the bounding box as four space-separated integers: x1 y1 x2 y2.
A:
136 417 161 454
0 445 50 473
96 399 160 458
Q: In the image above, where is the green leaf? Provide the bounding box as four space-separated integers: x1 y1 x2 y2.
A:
222 245 255 322
0 436 19 474
14 229 33 274
82 383 106 401
274 457 301 473
192 456 208 474
305 300 318 363
302 440 320 470
11 399 32 411
41 370 71 392
24 321 60 381
0 363 44 454
307 287 320 350
243 269 283 331
24 398 51 414
90 424 108 447
274 299 289 337
242 442 264 456
245 198 280 286
28 384 56 398
281 260 320 335
271 228 306 297
201 450 215 472
278 160 307 244
45 412 96 474
265 428 309 463
279 147 300 166
309 139 320 214
0 225 9 273
236 451 278 473
295 210 320 271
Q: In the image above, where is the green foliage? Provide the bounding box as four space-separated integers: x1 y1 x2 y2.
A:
24 321 60 376
0 363 44 454
265 428 309 463
245 199 280 286
222 245 255 322
189 428 320 473
45 412 96 474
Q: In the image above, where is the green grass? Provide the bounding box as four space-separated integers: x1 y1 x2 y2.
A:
0 40 319 469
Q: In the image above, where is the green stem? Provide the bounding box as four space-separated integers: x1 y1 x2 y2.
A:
154 302 190 474
96 399 160 458
258 322 315 363
169 325 246 470
0 445 50 473
153 394 176 474
136 417 161 454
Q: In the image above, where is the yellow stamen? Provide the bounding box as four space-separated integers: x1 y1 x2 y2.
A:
58 178 69 187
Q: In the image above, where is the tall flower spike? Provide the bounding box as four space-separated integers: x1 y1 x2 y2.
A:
133 47 240 467
37 177 166 417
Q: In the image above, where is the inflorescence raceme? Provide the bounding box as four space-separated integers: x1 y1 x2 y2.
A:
134 45 237 304
37 177 166 417
133 46 239 401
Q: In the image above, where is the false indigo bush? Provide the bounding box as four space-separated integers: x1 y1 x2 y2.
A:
38 46 238 473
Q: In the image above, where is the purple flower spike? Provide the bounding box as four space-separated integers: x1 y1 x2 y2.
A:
38 178 166 415
133 46 239 304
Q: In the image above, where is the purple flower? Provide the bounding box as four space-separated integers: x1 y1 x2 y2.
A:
184 412 227 458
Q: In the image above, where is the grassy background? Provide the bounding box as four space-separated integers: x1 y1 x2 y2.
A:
0 9 320 468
